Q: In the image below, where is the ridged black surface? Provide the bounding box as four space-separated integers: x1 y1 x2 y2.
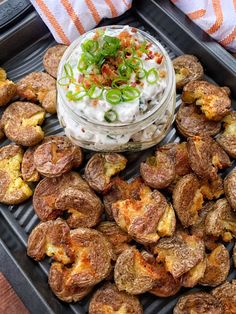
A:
0 2 235 314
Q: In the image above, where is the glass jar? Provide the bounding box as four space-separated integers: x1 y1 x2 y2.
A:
57 26 176 152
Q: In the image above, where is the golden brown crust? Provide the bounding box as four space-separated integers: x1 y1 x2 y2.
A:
43 45 67 78
182 81 231 121
224 169 236 211
182 259 207 288
211 280 236 314
173 292 224 314
187 136 231 180
16 72 57 113
217 111 236 158
173 174 204 227
0 144 32 205
114 247 159 294
85 153 127 193
33 172 103 228
33 136 82 177
205 198 236 242
176 103 221 138
89 283 143 314
234 244 236 268
173 54 204 89
1 101 45 146
199 244 230 287
0 79 17 106
152 230 205 278
140 151 175 189
112 186 175 244
21 146 40 182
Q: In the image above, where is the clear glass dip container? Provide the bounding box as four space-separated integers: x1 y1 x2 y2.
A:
57 25 176 152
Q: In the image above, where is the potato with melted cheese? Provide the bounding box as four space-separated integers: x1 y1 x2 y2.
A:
1 101 45 146
217 111 236 158
212 280 236 314
112 186 175 245
0 144 32 204
89 283 143 314
85 153 127 193
182 81 231 121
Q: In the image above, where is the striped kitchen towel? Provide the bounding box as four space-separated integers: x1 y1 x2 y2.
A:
171 0 236 52
30 0 132 45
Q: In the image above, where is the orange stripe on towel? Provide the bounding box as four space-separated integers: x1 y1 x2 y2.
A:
104 0 118 17
122 0 131 9
35 0 70 44
220 25 236 46
60 0 85 34
187 9 206 20
85 0 100 24
206 0 223 34
233 0 236 12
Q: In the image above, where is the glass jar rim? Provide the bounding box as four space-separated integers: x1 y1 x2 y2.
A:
57 25 175 134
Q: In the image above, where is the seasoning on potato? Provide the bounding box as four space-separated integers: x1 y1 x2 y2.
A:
224 169 236 211
0 68 16 107
21 146 40 182
217 111 236 158
211 280 236 314
43 44 68 78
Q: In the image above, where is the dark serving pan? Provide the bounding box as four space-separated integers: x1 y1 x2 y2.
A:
0 0 235 313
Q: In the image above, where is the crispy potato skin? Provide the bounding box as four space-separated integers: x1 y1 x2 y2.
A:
34 136 82 177
224 170 236 211
172 54 204 89
217 111 236 158
103 176 144 220
140 151 175 189
199 244 230 287
182 259 207 288
173 292 224 314
43 45 67 78
21 146 40 182
234 244 236 268
89 283 143 314
0 144 32 205
1 101 45 146
205 198 236 242
114 247 160 294
152 231 205 278
182 81 231 121
176 103 221 138
85 153 127 193
212 280 236 314
16 72 57 113
173 174 204 227
0 79 17 106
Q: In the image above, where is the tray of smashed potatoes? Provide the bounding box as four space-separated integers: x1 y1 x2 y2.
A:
0 3 236 314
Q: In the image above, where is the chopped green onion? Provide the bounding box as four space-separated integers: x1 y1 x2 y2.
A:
57 76 71 86
111 77 128 88
136 69 147 79
126 57 143 70
87 85 103 99
81 39 98 53
78 56 88 72
66 90 86 101
106 89 122 105
103 36 120 56
121 86 140 102
146 68 159 84
104 109 118 122
139 41 148 53
118 63 132 79
64 63 74 78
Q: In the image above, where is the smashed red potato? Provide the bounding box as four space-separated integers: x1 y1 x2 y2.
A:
21 146 40 182
211 280 236 314
43 44 67 78
217 111 236 158
224 170 236 211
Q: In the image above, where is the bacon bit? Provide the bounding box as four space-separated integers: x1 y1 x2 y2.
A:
83 79 92 89
92 100 98 107
131 27 138 33
155 54 164 64
78 75 84 83
118 31 132 48
136 50 142 57
131 82 137 87
140 82 144 87
159 70 167 78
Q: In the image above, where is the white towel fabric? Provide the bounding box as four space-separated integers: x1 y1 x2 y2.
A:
30 0 132 45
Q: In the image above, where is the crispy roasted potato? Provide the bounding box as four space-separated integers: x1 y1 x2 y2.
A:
217 111 236 158
176 103 221 138
234 243 236 268
187 136 231 180
152 230 205 278
182 259 207 288
182 81 231 121
34 136 82 177
199 175 224 200
27 219 73 263
0 144 32 205
0 79 16 106
199 244 230 287
33 172 103 228
21 146 40 182
149 263 181 297
112 186 175 244
43 44 67 78
114 247 159 294
0 67 7 81
96 221 132 258
173 174 204 227
224 170 236 211
172 54 204 89
173 292 224 314
103 176 144 220
16 72 57 113
85 153 127 193
140 151 175 189
1 101 45 146
89 283 143 314
212 280 236 314
205 198 236 242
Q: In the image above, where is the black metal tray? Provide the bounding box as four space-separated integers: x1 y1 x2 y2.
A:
0 0 235 313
